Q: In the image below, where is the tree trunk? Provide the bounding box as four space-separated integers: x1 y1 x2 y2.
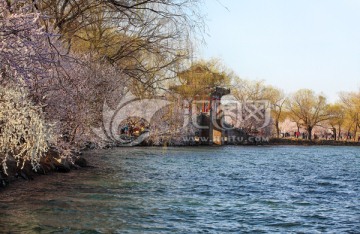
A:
354 124 358 142
275 121 280 138
332 127 337 141
338 127 341 141
307 126 313 140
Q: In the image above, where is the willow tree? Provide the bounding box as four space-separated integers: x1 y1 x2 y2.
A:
36 0 204 91
265 86 287 138
287 89 330 140
327 103 346 140
340 90 360 141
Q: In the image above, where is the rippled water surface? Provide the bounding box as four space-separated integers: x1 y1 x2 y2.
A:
1 146 359 233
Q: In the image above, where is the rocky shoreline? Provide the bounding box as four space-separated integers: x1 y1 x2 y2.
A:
0 148 89 191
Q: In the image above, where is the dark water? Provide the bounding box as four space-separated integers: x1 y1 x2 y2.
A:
1 146 359 233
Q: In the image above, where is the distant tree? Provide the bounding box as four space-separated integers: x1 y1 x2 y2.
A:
339 90 360 141
265 86 287 138
286 89 330 140
232 80 278 136
171 59 232 100
327 103 346 140
232 79 268 102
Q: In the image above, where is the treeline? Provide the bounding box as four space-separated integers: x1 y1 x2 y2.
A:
168 60 360 142
233 81 360 141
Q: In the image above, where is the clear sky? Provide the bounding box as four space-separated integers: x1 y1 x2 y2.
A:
200 0 360 102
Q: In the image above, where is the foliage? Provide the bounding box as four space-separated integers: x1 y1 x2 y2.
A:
171 59 233 100
286 89 330 140
1 0 359 153
327 103 346 140
37 0 204 92
264 86 287 138
339 90 360 140
1 0 205 150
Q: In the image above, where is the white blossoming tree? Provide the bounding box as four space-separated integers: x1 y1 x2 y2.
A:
0 0 56 174
0 0 55 87
0 86 51 174
41 54 130 147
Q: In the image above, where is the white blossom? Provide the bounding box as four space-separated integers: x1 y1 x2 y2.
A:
0 86 52 174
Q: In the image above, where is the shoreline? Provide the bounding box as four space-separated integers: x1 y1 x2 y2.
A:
0 148 89 192
1 140 359 192
268 138 360 146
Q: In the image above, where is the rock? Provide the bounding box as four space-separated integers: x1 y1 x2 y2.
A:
0 173 9 188
40 155 56 170
34 165 47 175
70 163 81 170
20 162 35 180
47 147 61 159
38 148 73 173
16 171 33 181
54 164 71 173
53 159 71 173
4 158 17 177
74 157 87 167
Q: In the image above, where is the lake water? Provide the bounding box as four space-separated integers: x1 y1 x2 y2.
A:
0 146 359 233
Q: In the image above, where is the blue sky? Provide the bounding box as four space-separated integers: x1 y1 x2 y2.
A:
200 0 360 102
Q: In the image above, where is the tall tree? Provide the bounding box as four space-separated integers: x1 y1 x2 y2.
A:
339 90 360 141
37 0 204 91
287 89 330 140
231 79 274 136
327 103 346 140
265 86 287 138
